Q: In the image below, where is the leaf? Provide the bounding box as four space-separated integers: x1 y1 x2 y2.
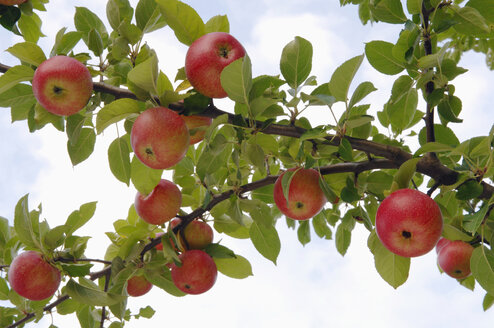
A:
136 0 167 33
280 36 313 89
467 0 494 23
204 243 236 259
335 224 351 255
452 6 490 36
66 279 126 306
205 15 230 33
0 65 34 94
365 41 405 75
386 75 418 133
0 6 21 31
471 246 494 296
65 201 97 236
14 194 39 249
348 81 377 108
87 29 103 56
414 142 454 156
96 98 143 134
456 180 484 201
138 306 155 319
74 6 109 46
437 96 463 123
106 0 134 31
328 54 364 102
214 255 253 279
249 221 280 264
127 54 159 95
156 0 205 45
370 0 407 24
108 136 131 186
144 269 185 297
50 29 83 56
6 42 46 66
297 220 311 246
67 128 96 166
60 263 93 277
392 158 420 190
0 83 35 108
18 12 44 43
463 202 490 234
130 155 163 195
220 56 252 104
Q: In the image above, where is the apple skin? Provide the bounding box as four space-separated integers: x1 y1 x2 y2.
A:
170 250 218 295
32 56 93 116
131 107 190 170
273 168 327 220
135 179 182 225
8 251 61 301
169 218 214 250
0 0 26 5
435 237 451 254
126 275 153 297
185 32 246 98
437 240 474 279
181 115 212 145
375 188 443 258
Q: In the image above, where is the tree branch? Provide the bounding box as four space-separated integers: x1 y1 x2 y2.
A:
7 295 70 328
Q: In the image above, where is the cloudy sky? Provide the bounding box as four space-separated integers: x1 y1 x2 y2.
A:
1 0 494 327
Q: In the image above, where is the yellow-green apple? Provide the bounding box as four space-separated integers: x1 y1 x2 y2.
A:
32 55 93 116
0 0 26 5
435 237 451 254
181 115 212 145
273 168 327 220
131 107 189 169
185 32 246 98
135 179 182 225
8 251 61 301
170 250 217 295
169 218 214 250
437 240 474 279
126 275 153 297
376 188 443 257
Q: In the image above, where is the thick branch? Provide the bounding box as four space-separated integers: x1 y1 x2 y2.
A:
7 295 70 328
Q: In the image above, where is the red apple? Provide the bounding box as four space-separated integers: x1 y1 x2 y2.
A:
32 55 93 116
0 0 27 5
169 218 214 250
170 250 217 295
8 251 61 301
437 240 474 279
126 275 153 297
435 237 451 254
135 179 182 225
273 168 327 220
131 107 190 169
376 188 443 258
185 32 246 98
182 115 212 145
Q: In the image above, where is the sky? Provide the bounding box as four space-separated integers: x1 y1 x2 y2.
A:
0 0 494 327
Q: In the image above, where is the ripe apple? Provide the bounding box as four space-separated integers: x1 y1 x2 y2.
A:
273 168 327 220
437 240 474 279
135 179 182 225
435 237 451 254
32 55 93 116
8 251 61 301
0 0 26 5
181 115 213 145
170 250 217 295
126 275 153 297
131 107 190 170
185 32 246 98
169 218 214 250
375 188 443 258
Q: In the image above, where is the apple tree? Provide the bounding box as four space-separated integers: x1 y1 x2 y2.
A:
0 0 493 327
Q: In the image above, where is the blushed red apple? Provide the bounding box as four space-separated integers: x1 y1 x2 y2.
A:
8 251 61 301
437 240 474 279
32 55 93 116
126 275 153 297
182 115 212 145
0 0 27 5
170 250 217 295
435 237 451 254
273 168 327 220
376 188 443 258
131 107 189 169
185 32 246 98
169 218 214 250
135 179 182 225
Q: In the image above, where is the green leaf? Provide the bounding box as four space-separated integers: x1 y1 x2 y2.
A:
406 0 422 15
96 98 143 134
456 180 484 201
108 137 131 186
144 268 185 297
328 54 364 102
348 81 377 108
66 279 126 306
452 6 490 36
0 83 35 108
130 155 163 195
18 12 44 43
138 306 155 319
60 263 93 277
106 0 134 31
297 220 311 246
65 201 97 236
0 278 10 300
156 0 205 45
136 0 167 33
483 293 494 311
6 42 46 66
214 254 253 279
220 56 252 104
467 0 494 23
338 138 353 161
204 243 236 259
437 96 463 123
280 36 313 89
50 29 83 56
0 65 34 94
205 15 230 33
14 194 39 249
67 128 96 166
0 6 21 31
335 224 351 255
414 142 454 156
74 6 109 46
368 230 410 288
392 158 420 190
471 246 494 296
87 29 104 56
370 0 407 24
463 202 490 234
366 171 393 196
386 75 418 133
249 221 280 264
127 54 159 95
365 41 405 75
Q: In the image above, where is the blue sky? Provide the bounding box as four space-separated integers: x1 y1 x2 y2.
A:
1 0 494 327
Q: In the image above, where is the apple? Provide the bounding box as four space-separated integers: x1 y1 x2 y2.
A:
135 179 182 225
153 232 165 251
273 168 327 220
131 107 190 170
0 0 26 5
169 218 214 250
185 32 246 98
437 240 474 279
375 188 443 258
126 275 153 297
435 237 451 254
170 250 217 295
32 55 93 116
182 115 213 145
8 251 61 301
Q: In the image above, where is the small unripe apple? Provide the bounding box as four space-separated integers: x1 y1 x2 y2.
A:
435 237 451 254
170 250 218 295
273 168 327 220
135 179 182 225
169 218 214 250
185 32 246 98
437 240 474 279
181 115 212 145
32 55 93 116
0 0 27 5
376 188 443 258
8 251 61 301
126 275 153 297
131 107 190 170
